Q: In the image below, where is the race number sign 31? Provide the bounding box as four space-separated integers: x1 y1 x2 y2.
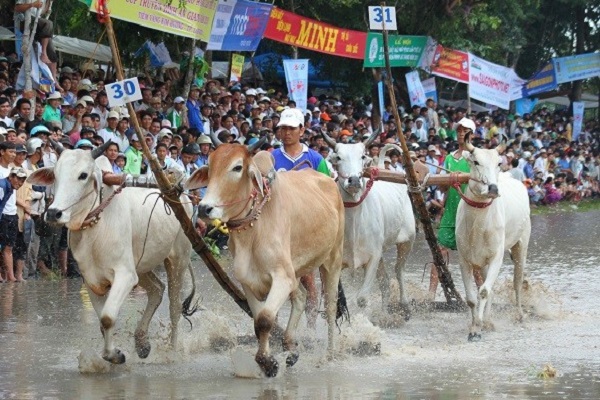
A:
368 6 397 31
106 78 143 108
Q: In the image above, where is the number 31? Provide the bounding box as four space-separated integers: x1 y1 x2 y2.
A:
373 7 392 23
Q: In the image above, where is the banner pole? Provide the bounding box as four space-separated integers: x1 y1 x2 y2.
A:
102 10 255 319
380 2 463 304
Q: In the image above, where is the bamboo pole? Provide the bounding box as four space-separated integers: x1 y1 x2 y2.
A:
380 3 463 304
103 15 253 318
363 168 470 186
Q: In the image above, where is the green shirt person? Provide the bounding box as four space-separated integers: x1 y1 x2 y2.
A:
123 134 143 175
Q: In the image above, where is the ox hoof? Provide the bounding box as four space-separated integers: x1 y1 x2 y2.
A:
135 331 151 359
286 352 299 368
256 355 279 378
467 333 482 342
357 297 367 309
103 349 126 364
136 341 151 359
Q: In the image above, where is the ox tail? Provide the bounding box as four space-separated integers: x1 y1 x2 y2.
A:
182 262 201 329
336 280 350 329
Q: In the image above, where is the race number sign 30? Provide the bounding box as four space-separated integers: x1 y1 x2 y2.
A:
106 78 143 107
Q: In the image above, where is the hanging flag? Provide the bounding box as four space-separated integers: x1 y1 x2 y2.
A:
405 71 426 107
421 77 437 102
264 8 366 59
572 101 585 141
430 45 469 83
230 54 245 82
283 59 309 112
207 0 273 51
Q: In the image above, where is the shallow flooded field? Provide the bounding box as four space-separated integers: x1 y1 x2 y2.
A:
1 211 599 399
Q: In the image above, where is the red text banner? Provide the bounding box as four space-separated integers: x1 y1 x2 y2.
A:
263 7 366 60
430 45 469 83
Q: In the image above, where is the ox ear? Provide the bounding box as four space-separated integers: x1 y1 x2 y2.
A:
184 165 209 190
328 152 339 165
27 167 55 186
248 162 264 197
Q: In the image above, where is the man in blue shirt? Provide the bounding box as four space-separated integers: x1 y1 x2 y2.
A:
186 85 204 134
272 107 331 328
272 108 330 175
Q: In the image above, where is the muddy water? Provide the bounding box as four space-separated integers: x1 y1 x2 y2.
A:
1 211 599 399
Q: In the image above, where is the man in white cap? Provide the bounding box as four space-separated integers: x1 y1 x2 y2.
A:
272 108 330 175
429 117 482 299
98 110 120 144
167 96 188 129
272 108 331 326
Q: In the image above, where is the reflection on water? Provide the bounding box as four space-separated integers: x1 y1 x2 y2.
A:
1 211 599 399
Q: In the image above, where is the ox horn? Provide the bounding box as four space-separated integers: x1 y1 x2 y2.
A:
48 138 64 156
247 136 268 153
363 128 381 148
210 130 223 147
91 140 112 159
321 131 337 149
464 132 475 153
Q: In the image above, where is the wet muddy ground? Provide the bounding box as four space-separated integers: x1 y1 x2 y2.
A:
1 211 599 399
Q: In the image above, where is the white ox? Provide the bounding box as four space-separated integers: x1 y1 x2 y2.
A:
323 132 416 316
185 140 346 378
456 140 531 341
28 141 197 364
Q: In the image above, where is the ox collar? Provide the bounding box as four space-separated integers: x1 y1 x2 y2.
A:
225 179 272 233
451 182 494 209
343 168 379 208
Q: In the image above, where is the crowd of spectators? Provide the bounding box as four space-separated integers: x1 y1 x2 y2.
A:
0 45 599 281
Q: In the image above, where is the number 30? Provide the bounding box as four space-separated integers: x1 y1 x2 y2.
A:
110 81 136 99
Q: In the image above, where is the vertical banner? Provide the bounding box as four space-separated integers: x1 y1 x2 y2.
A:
283 59 309 112
378 81 384 122
207 0 273 51
405 70 426 107
230 54 245 83
422 77 437 102
572 101 585 141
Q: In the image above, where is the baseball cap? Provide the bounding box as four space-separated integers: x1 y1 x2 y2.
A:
76 100 87 108
61 66 74 74
10 167 27 178
158 128 173 139
173 96 185 104
15 144 27 153
320 112 332 121
277 108 304 128
107 110 120 120
196 135 212 145
340 129 352 137
130 134 140 141
81 95 94 104
246 88 257 96
428 145 436 151
457 117 476 132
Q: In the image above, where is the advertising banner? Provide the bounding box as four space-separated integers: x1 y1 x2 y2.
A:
572 101 585 141
363 33 427 68
522 62 558 97
515 97 538 116
405 71 426 107
422 77 437 102
553 52 600 84
90 0 218 41
207 0 272 51
283 59 309 112
430 45 469 83
264 8 366 59
230 54 245 82
468 53 514 110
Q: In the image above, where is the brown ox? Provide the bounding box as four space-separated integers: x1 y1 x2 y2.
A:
185 143 346 377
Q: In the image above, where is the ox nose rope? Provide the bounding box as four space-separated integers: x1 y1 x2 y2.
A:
342 168 379 208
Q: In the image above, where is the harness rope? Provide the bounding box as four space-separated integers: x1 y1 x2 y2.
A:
342 168 379 208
